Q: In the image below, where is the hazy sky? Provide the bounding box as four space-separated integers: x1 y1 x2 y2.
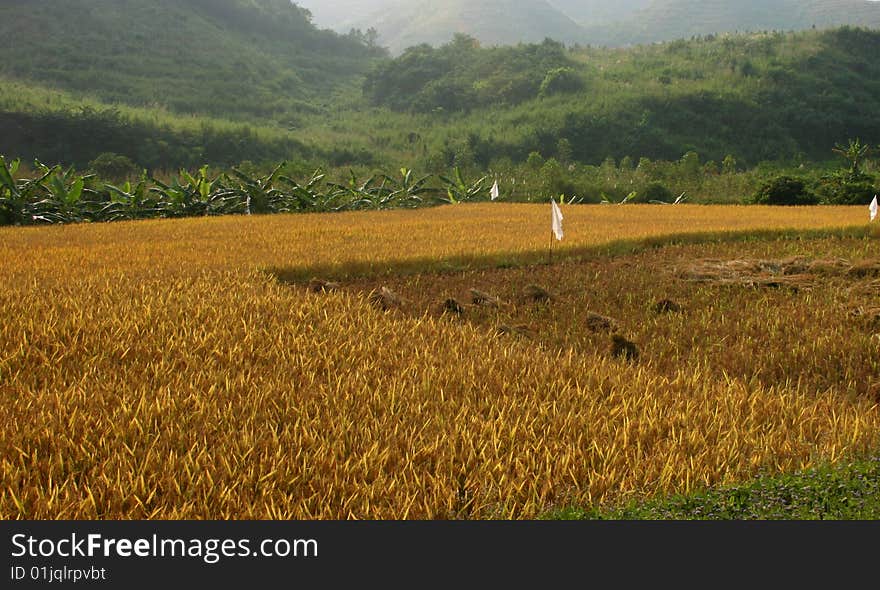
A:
294 0 652 30
295 0 880 31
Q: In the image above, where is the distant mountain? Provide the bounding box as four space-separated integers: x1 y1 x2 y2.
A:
294 0 397 31
585 0 880 46
0 0 383 119
547 0 651 25
345 0 588 54
294 0 652 31
297 0 880 51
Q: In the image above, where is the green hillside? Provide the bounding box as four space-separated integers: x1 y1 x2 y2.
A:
2 19 880 182
0 0 384 120
347 27 880 168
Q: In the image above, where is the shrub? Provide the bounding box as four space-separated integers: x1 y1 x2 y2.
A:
539 67 584 98
638 181 674 204
88 152 139 181
751 176 818 206
814 172 876 205
526 151 544 170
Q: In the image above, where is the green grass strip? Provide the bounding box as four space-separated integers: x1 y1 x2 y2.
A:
545 454 880 520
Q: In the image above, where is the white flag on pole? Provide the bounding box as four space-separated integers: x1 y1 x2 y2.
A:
490 179 500 200
551 198 564 241
871 195 878 221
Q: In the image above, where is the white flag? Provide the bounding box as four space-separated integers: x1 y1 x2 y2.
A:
871 195 878 222
490 179 500 200
551 198 564 241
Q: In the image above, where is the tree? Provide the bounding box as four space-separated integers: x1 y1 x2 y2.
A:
88 152 139 182
832 138 871 175
722 154 737 175
556 139 573 165
364 27 380 51
527 151 544 170
680 151 701 178
817 138 877 204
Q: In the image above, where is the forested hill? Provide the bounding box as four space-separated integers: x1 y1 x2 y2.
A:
361 27 880 166
0 0 385 119
2 22 880 172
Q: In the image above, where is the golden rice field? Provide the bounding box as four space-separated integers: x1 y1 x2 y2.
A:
0 203 869 280
2 203 880 519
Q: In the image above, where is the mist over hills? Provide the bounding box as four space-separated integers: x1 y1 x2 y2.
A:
295 0 398 32
586 0 880 46
326 0 587 54
547 0 651 25
295 0 880 52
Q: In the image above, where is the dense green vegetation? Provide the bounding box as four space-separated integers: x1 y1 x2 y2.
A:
23 26 879 171
2 0 880 207
0 155 493 226
0 105 315 172
3 137 877 229
547 453 880 520
364 36 581 112
0 0 385 120
355 26 880 168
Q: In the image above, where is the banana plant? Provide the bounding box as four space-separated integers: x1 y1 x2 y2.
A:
351 177 397 210
379 167 434 208
151 166 221 218
0 156 23 225
600 191 638 205
648 192 688 205
101 175 159 221
326 171 392 211
436 167 489 204
0 156 56 225
832 138 871 175
278 169 339 212
151 178 206 218
227 162 287 215
326 170 375 203
557 193 585 205
31 169 91 224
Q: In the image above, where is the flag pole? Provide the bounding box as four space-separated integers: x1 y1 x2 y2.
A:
549 230 553 265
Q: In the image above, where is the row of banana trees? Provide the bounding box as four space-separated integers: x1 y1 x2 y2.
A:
0 156 493 226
